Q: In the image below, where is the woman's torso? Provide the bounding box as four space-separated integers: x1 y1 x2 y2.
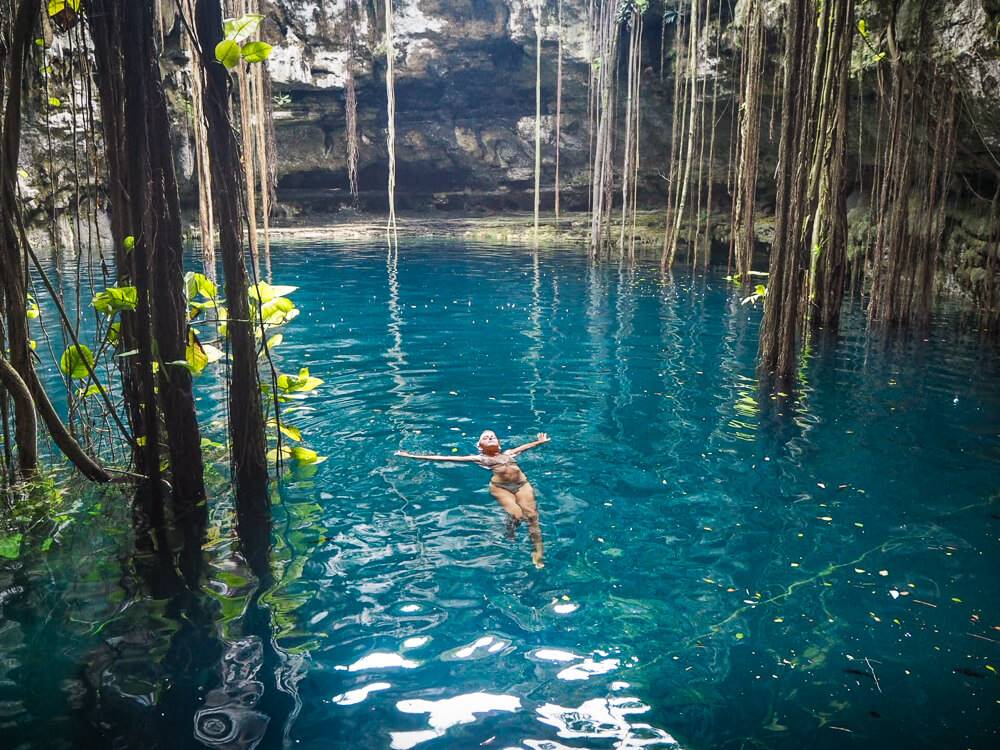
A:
478 452 526 484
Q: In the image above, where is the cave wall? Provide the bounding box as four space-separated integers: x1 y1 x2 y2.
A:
261 0 685 215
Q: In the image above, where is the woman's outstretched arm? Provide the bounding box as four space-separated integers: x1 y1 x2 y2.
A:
507 433 551 456
395 450 481 463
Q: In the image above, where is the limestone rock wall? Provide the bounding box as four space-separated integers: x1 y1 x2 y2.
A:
261 0 677 215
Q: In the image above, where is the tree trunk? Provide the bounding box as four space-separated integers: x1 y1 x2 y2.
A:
0 0 41 477
757 0 815 385
124 0 207 518
195 0 270 514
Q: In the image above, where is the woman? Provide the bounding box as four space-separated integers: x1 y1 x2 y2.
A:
396 430 550 568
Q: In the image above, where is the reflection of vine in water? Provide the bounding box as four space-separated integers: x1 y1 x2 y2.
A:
379 244 427 571
610 262 636 443
525 248 543 421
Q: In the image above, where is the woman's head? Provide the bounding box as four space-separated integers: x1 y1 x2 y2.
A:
477 430 501 455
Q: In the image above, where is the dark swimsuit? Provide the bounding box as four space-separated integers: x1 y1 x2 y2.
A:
480 453 528 495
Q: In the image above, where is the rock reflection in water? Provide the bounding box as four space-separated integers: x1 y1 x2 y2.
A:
194 637 269 749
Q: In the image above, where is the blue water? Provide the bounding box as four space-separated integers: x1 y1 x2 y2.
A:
2 241 999 749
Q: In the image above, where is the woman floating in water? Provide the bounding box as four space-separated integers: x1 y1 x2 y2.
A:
396 431 550 568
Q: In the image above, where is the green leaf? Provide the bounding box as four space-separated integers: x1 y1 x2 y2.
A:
266 445 293 462
0 533 22 559
77 384 102 399
241 41 273 63
291 446 325 465
48 96 61 108
34 37 45 47
276 367 323 393
249 281 298 303
108 321 121 348
265 333 283 349
268 419 302 442
224 13 264 42
858 19 868 38
26 295 39 320
123 235 135 253
59 344 94 379
754 284 767 297
185 271 218 300
260 296 298 326
47 0 80 17
215 39 242 69
41 538 54 553
92 285 138 314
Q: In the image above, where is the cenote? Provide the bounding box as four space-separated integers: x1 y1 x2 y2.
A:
3 1 1000 749
1 241 998 750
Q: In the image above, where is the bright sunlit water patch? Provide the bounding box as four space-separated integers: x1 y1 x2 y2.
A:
1 240 998 749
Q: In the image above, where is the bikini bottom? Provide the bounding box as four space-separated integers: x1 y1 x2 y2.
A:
491 479 527 495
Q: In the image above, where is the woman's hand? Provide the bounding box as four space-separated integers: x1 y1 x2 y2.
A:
536 433 550 443
395 450 413 458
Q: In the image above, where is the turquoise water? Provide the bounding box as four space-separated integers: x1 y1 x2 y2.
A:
2 241 999 749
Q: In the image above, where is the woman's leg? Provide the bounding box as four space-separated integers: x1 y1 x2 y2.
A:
489 483 524 535
514 483 544 568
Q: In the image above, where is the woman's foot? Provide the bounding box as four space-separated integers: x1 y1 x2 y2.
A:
532 550 544 569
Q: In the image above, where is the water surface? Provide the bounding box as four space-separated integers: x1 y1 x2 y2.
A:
2 241 998 749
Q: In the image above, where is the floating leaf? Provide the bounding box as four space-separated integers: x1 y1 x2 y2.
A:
241 41 273 63
734 632 745 640
215 39 242 69
59 344 94 379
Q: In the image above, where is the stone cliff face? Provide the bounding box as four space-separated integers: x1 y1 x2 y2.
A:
15 1 1000 236
262 0 677 215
